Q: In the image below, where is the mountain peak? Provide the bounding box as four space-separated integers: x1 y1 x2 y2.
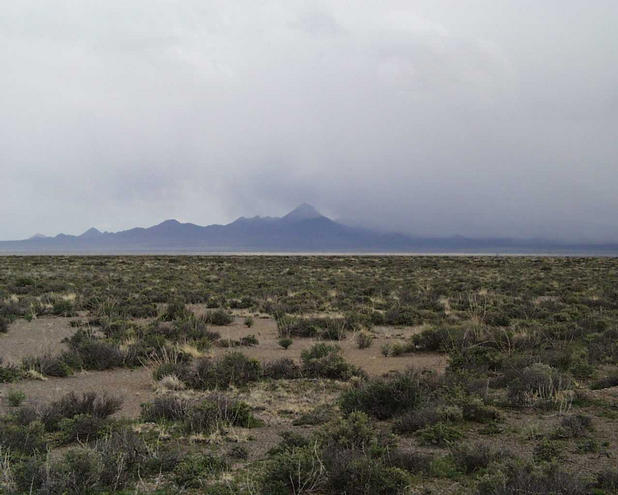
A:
283 203 324 222
29 233 49 240
79 227 102 238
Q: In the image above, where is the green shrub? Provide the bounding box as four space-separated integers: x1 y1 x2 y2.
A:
507 363 574 408
393 406 441 434
461 398 502 423
450 442 497 473
58 414 106 444
0 421 46 455
244 316 254 328
0 359 23 383
326 452 410 495
278 337 293 349
6 389 26 407
41 392 122 431
22 353 72 377
187 352 261 389
301 343 362 380
260 446 326 495
416 422 463 446
161 299 189 321
173 453 227 488
553 414 593 439
356 331 373 349
205 309 234 326
340 368 438 419
263 358 301 379
533 439 563 463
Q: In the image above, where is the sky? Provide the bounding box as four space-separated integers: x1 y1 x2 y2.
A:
1 0 617 242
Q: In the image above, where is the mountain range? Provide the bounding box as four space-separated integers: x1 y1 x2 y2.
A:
1 204 617 254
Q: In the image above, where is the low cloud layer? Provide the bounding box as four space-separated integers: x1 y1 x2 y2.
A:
2 0 617 241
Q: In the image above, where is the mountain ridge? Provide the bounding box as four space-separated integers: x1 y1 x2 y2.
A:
2 204 618 254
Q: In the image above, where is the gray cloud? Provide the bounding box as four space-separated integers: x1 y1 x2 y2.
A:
1 0 617 242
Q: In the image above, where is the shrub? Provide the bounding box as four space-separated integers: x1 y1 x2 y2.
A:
58 414 106 444
533 439 563 462
205 309 234 326
0 316 8 333
0 421 46 455
340 369 438 419
41 392 122 431
173 453 227 488
356 331 374 349
260 446 326 495
187 352 261 390
22 353 72 377
244 316 254 328
595 469 618 492
6 389 26 407
507 363 574 408
301 343 362 380
326 451 410 495
590 371 618 390
461 398 502 423
553 414 593 438
388 449 434 474
240 334 259 346
0 359 23 383
477 464 588 495
278 337 293 349
393 406 441 434
161 299 189 321
416 422 464 446
263 358 301 379
450 442 496 473
142 394 260 434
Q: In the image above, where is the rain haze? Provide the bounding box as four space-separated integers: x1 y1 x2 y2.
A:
1 0 617 242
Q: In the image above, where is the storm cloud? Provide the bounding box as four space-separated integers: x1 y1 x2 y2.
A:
1 0 617 241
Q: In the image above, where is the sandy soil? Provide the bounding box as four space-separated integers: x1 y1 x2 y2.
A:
0 316 75 364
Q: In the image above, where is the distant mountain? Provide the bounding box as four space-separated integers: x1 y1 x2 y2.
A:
1 204 617 254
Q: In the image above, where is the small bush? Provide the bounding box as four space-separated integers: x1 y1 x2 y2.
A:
533 439 563 462
260 446 327 495
461 398 502 423
41 392 122 431
0 316 8 333
0 359 23 383
553 414 593 438
204 309 234 326
356 331 374 349
416 422 464 446
451 442 497 473
393 406 441 434
591 371 618 390
161 299 189 321
58 414 106 444
187 352 261 390
173 453 227 488
278 337 293 349
507 363 574 408
301 343 362 380
244 316 254 327
0 421 46 455
263 358 301 379
6 389 26 407
340 368 438 419
22 353 72 377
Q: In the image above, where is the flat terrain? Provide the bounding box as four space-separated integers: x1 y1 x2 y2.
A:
0 256 616 494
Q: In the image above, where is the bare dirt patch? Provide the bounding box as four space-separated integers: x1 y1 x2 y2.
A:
0 316 76 364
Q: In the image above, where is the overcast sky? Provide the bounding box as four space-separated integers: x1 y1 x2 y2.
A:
2 0 617 241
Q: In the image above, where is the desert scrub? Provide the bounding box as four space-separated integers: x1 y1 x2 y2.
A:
340 368 440 419
278 337 293 349
141 394 261 434
356 331 373 349
301 343 364 380
507 363 574 408
184 352 261 389
6 389 26 407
